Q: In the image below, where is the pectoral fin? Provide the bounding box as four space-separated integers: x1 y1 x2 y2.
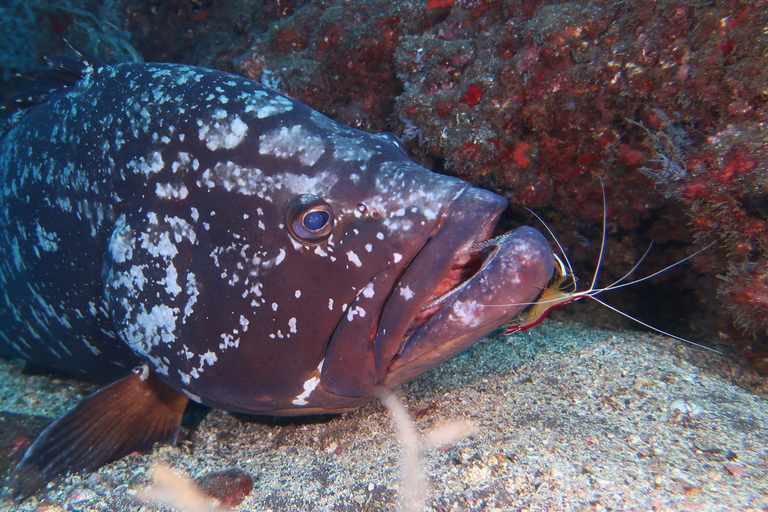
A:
5 366 188 500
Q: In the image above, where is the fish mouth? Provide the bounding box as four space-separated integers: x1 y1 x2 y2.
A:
318 186 554 402
377 187 555 388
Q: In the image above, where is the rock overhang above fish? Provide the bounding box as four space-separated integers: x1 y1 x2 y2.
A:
0 50 554 496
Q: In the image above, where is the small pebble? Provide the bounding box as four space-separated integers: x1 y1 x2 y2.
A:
195 467 254 508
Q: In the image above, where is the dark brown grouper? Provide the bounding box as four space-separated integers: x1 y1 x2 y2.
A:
0 49 554 498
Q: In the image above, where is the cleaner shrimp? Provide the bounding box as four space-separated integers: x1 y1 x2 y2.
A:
501 186 720 354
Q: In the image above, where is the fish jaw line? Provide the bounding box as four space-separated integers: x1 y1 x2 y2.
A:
371 187 511 384
383 225 555 389
316 186 505 401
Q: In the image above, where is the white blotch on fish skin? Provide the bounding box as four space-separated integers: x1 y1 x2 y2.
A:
56 197 72 212
200 350 217 366
140 230 177 260
178 349 219 384
400 286 414 300
219 332 241 351
362 283 375 298
332 135 374 162
155 182 189 200
292 375 320 406
393 253 403 263
10 238 25 272
346 305 366 321
239 315 249 332
295 290 301 298
35 223 59 252
288 317 297 333
182 390 202 402
122 303 179 360
109 215 134 264
162 263 182 297
182 345 194 360
258 125 326 166
272 302 278 311
126 150 164 177
245 93 293 119
449 299 482 328
197 111 248 150
275 248 286 265
347 250 362 267
109 264 147 295
183 272 199 323
328 298 334 311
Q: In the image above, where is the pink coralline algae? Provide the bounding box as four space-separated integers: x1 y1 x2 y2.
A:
113 0 768 360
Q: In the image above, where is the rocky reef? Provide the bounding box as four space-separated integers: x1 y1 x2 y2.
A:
3 0 767 362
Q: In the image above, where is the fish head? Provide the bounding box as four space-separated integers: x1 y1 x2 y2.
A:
103 69 554 414
173 130 553 414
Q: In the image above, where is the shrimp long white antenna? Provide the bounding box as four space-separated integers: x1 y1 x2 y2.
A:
591 178 609 292
499 180 721 355
588 295 719 352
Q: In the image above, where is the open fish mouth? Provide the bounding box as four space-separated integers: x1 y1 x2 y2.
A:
319 186 554 402
379 187 555 388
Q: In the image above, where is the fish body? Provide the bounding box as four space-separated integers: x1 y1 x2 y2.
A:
0 53 553 495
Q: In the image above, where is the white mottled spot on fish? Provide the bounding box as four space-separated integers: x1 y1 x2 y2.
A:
198 111 248 150
109 215 134 264
162 263 182 297
292 375 320 406
346 305 366 321
275 248 286 266
449 299 482 328
258 125 325 166
200 350 217 366
126 150 164 176
155 182 189 200
346 250 362 267
245 94 293 118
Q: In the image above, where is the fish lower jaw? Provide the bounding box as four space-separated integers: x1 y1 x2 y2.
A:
385 226 555 388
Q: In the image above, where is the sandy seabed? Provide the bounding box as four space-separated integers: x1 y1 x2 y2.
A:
0 320 766 512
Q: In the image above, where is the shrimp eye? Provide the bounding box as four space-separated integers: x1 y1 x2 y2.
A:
284 194 334 245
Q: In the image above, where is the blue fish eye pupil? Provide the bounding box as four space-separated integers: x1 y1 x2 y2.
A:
285 195 333 244
303 210 329 231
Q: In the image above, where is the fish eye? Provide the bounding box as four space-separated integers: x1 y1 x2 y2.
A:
284 194 334 245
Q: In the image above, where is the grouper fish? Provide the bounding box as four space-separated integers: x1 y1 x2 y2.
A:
0 49 554 497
